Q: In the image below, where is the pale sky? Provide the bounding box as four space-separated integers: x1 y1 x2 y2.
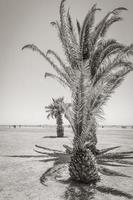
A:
0 0 133 125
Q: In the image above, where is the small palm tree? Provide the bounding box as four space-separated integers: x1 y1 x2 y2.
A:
23 0 133 183
45 97 65 137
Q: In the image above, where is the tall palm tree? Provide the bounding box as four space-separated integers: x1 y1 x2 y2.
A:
45 97 65 137
22 0 133 183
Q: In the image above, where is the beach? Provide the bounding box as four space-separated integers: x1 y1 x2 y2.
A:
0 127 133 200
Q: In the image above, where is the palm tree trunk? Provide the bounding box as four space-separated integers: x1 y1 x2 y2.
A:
84 123 99 155
69 147 100 183
81 117 100 155
69 121 100 183
56 113 64 137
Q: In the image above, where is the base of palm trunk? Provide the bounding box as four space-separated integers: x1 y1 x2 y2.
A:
69 148 100 184
57 126 64 137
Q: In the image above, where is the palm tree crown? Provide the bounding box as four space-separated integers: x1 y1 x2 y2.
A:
45 97 64 119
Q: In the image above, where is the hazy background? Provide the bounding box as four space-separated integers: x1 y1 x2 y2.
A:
0 0 133 125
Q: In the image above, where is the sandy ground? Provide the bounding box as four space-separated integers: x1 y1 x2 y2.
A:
0 127 133 200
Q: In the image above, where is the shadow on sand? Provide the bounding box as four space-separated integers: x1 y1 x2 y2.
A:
39 165 133 200
3 144 133 199
37 144 133 200
43 136 68 139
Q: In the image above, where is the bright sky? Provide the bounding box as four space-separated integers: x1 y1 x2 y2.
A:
0 0 133 125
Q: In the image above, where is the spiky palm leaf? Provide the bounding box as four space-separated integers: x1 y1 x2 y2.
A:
44 72 69 87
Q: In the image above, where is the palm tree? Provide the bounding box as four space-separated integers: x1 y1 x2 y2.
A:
22 0 133 183
45 97 65 137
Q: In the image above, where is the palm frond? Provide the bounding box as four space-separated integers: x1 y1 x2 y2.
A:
90 40 126 80
80 4 101 60
108 150 133 155
35 145 63 153
51 20 77 68
63 144 73 153
76 19 81 36
87 7 127 56
101 16 122 37
99 158 133 165
44 72 69 87
22 44 72 86
67 9 73 32
98 146 120 154
98 161 128 167
46 49 75 85
99 153 133 160
113 160 133 165
90 60 133 113
46 49 66 68
46 113 52 119
59 0 80 67
93 58 133 87
98 150 133 160
66 8 79 52
99 8 128 38
112 7 128 15
99 42 125 64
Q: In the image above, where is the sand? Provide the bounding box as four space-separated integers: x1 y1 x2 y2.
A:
0 127 133 200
